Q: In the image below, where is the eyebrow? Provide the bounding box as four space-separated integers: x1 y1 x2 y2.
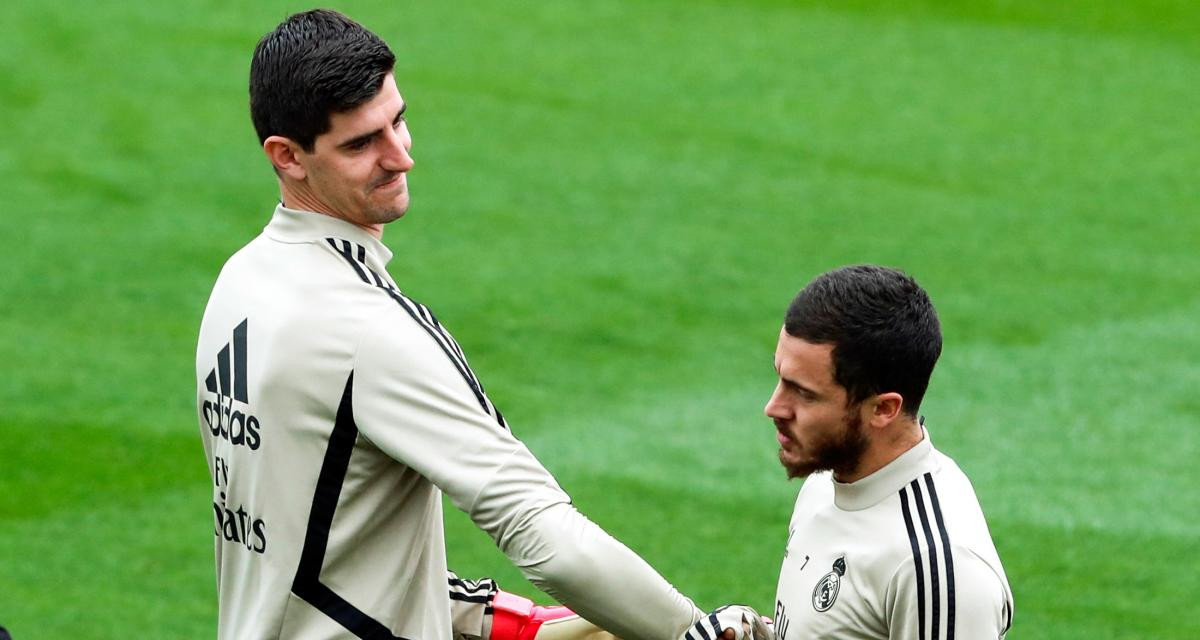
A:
784 377 819 397
775 361 820 398
335 102 407 151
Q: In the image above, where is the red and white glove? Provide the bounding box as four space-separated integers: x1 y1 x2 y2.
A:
491 591 616 640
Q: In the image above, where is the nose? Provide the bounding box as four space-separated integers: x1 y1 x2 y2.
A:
764 382 788 420
381 122 414 172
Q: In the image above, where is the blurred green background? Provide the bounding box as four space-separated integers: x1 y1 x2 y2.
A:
2 1 1197 637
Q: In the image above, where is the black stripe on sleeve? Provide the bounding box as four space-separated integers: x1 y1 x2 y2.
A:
410 299 480 389
924 473 956 640
447 573 498 615
899 487 927 640
349 244 392 291
911 480 941 640
334 239 480 399
386 292 492 412
325 237 508 430
448 592 492 604
406 299 508 429
291 373 413 640
326 238 370 284
447 577 496 595
447 575 498 603
367 266 389 289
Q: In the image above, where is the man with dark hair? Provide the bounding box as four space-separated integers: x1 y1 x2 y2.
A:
765 265 1013 639
196 9 765 640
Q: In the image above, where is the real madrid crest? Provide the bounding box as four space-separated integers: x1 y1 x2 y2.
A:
811 556 846 612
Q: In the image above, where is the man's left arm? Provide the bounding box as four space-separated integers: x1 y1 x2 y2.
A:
886 549 1012 639
946 549 1013 639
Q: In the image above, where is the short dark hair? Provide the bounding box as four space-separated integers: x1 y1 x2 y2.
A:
785 264 942 416
249 9 396 151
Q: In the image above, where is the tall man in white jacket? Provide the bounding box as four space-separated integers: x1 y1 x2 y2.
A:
196 9 765 640
765 265 1013 639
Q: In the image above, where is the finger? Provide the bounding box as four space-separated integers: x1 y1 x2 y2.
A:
719 628 737 640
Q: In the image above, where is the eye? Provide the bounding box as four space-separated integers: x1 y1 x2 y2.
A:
785 381 816 402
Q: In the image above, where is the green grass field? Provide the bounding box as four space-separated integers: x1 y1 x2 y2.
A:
2 1 1197 637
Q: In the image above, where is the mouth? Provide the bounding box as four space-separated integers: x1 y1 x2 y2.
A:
372 173 405 191
775 424 795 448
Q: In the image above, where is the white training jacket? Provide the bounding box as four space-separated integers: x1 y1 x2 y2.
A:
196 204 700 639
774 429 1013 640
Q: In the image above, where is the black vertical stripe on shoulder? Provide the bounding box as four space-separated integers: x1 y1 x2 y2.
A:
407 299 475 386
924 473 956 640
393 295 478 389
324 237 508 431
291 373 413 640
899 487 927 640
383 290 493 414
377 288 500 427
911 479 941 640
327 238 370 284
332 238 474 391
367 266 389 289
406 298 505 427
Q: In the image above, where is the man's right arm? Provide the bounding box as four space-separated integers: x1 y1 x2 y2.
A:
351 312 707 639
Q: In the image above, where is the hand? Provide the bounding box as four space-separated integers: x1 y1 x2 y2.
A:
490 590 618 640
683 605 772 640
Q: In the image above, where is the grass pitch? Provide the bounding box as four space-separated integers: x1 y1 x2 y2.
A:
1 1 1197 637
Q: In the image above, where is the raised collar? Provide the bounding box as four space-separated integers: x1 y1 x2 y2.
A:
262 203 394 266
832 426 938 511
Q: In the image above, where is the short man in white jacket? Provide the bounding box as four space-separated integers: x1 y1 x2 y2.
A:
765 265 1013 639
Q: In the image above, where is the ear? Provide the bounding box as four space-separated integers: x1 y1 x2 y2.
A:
263 135 307 180
865 392 904 429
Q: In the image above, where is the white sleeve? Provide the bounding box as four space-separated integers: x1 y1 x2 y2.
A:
885 548 1011 640
352 310 570 526
501 502 701 640
352 312 702 639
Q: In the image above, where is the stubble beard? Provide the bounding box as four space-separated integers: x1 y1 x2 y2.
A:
364 186 409 225
781 409 870 480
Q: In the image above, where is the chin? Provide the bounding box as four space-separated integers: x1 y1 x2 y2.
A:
387 195 410 219
779 451 816 479
366 201 408 224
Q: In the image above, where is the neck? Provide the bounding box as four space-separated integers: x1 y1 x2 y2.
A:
833 415 924 484
279 181 384 240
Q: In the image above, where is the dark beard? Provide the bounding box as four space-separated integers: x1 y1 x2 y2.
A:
781 410 869 480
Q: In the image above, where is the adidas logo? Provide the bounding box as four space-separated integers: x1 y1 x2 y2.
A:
201 319 262 450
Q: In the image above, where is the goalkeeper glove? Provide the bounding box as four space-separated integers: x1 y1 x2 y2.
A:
491 590 615 640
682 605 772 640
